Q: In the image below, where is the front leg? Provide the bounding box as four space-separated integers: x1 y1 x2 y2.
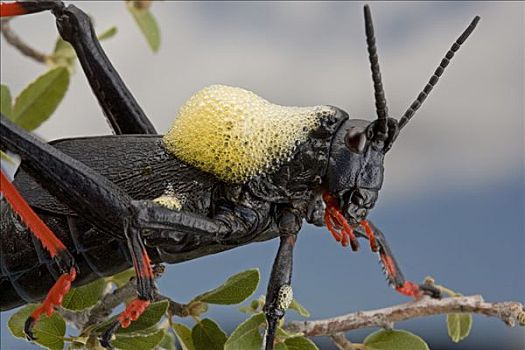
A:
100 219 156 349
356 220 441 299
263 209 301 350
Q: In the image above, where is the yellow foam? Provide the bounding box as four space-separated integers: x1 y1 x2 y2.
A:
163 85 333 183
153 195 182 211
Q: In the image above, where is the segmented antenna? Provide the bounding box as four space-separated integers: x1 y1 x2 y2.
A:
364 4 388 121
398 16 480 130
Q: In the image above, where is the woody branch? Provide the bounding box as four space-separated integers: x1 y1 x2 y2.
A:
285 295 525 337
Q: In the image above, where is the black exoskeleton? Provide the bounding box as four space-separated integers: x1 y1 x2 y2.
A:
0 2 480 349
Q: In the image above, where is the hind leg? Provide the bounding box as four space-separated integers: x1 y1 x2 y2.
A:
0 170 77 339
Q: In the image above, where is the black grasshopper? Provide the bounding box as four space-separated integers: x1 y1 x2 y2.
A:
0 1 480 349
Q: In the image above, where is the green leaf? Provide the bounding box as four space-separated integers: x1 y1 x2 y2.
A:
274 344 288 350
53 38 76 60
69 340 88 349
8 304 66 350
12 67 69 131
240 297 265 314
94 300 169 335
61 278 106 311
224 313 265 350
173 323 195 350
1 84 13 118
126 1 160 52
158 330 177 350
98 26 118 41
275 326 302 342
50 38 76 71
192 318 227 350
106 268 136 288
193 269 260 305
289 298 310 318
447 313 473 343
112 329 164 350
364 329 429 350
284 336 319 350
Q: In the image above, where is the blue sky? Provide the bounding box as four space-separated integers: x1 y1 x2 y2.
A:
1 2 523 349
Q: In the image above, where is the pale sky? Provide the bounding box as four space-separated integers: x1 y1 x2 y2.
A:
1 1 523 202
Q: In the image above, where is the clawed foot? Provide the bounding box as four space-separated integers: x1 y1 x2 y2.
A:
24 267 77 341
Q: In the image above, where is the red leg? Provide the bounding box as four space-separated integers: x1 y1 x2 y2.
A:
0 2 25 17
0 1 63 18
118 299 151 328
24 268 77 340
1 170 66 257
1 170 77 339
100 222 156 349
363 220 441 300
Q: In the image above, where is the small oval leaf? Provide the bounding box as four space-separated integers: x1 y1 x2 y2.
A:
112 329 164 350
173 323 195 350
284 336 319 350
98 26 118 41
8 304 66 350
52 37 76 59
12 67 70 131
276 326 303 342
127 1 160 52
224 313 265 350
193 269 260 305
8 304 36 339
158 330 177 350
364 329 429 350
106 268 136 288
447 313 473 343
192 318 227 350
61 278 106 311
1 84 13 118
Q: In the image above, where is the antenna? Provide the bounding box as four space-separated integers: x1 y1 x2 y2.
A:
364 5 389 122
398 16 480 130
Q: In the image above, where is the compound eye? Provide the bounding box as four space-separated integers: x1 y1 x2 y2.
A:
345 128 367 154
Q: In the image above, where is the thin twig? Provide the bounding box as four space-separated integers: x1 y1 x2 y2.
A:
285 295 525 337
1 18 48 63
330 332 356 350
